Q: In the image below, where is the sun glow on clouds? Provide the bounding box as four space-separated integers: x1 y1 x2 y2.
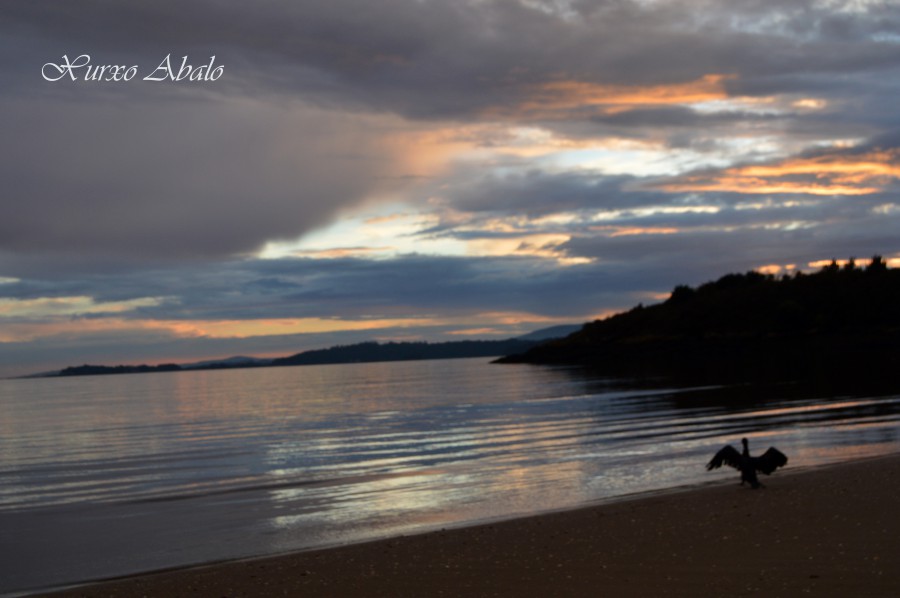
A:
470 130 707 176
258 208 466 260
241 80 895 327
499 74 733 119
446 327 506 336
455 129 741 181
754 255 900 275
658 149 900 196
465 233 592 265
156 317 442 339
471 311 573 327
458 126 740 178
756 263 797 275
0 309 577 344
807 257 900 269
604 226 680 237
0 293 456 343
260 201 594 265
554 144 719 177
792 98 828 110
0 316 437 344
259 103 793 267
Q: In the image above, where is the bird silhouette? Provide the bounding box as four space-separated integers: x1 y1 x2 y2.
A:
706 437 787 489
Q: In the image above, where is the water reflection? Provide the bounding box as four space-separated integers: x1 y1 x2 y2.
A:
2 359 900 594
247 368 900 562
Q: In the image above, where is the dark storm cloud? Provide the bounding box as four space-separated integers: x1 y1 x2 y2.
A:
0 96 397 259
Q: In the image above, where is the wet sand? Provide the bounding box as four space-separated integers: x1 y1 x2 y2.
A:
41 455 900 597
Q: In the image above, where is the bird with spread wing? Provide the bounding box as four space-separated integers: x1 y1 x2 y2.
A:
707 437 788 489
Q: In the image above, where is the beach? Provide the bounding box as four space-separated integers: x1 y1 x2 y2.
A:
39 454 900 597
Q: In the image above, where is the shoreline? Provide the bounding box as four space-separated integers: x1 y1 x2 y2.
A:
36 453 900 597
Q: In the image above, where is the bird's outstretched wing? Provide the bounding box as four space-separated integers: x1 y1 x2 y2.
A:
706 444 742 471
753 447 788 475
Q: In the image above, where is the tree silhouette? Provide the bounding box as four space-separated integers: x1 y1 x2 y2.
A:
498 255 900 384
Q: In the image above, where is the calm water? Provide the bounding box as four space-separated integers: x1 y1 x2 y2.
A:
2 358 900 595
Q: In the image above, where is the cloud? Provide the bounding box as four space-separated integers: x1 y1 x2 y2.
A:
5 1 900 115
432 171 655 217
0 95 413 260
563 214 900 275
0 296 166 320
0 254 647 328
654 147 900 196
3 0 900 376
486 74 734 120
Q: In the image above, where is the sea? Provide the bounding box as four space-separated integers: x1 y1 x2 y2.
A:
2 357 900 595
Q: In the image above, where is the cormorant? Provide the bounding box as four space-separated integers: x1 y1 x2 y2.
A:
706 437 787 489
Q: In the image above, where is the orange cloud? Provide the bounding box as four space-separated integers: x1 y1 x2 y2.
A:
608 226 680 237
759 257 900 274
756 264 785 275
291 246 395 259
151 317 442 339
0 310 585 344
465 232 593 265
791 98 827 110
489 74 732 119
446 327 506 336
0 316 443 344
468 311 573 326
758 263 798 275
658 149 900 196
805 258 893 270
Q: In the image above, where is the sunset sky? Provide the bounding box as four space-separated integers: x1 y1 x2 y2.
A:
2 0 900 376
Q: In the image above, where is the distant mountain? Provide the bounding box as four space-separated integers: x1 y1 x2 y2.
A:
33 338 544 378
52 356 271 378
270 339 540 367
515 324 582 341
498 256 900 384
181 356 274 369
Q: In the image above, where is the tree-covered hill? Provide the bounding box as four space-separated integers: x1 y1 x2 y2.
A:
46 338 543 378
271 339 539 366
498 257 900 383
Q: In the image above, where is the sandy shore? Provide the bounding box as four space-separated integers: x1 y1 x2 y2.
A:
40 455 900 597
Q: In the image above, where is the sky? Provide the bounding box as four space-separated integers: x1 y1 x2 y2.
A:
2 0 900 377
